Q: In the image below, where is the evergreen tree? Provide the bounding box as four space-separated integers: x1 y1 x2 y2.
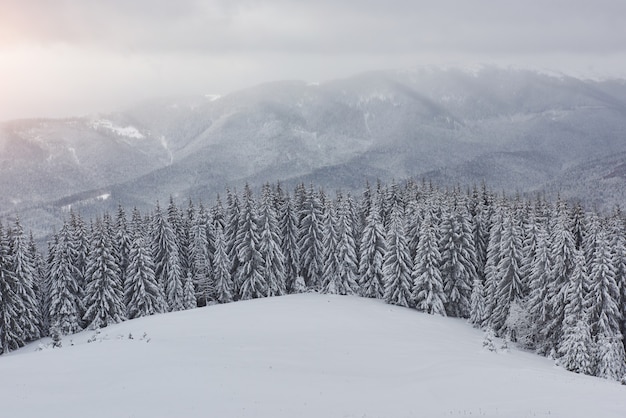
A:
48 224 83 335
258 184 286 297
189 204 212 306
382 207 412 307
82 219 125 329
586 227 622 340
125 236 166 319
544 200 577 352
236 185 267 300
114 205 132 291
336 195 360 295
358 198 387 299
526 224 552 350
212 223 234 304
298 185 325 289
439 205 477 318
224 189 241 295
279 194 300 293
558 251 593 375
9 218 41 342
152 204 185 311
321 201 342 294
596 334 626 380
0 223 25 353
183 271 197 310
412 210 446 315
491 210 524 334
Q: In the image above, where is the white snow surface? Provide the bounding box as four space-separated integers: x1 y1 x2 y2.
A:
1 294 625 418
91 119 145 139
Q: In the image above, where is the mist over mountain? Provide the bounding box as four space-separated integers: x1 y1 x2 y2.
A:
2 66 626 237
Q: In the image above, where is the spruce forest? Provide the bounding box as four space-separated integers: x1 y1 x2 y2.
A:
1 179 625 381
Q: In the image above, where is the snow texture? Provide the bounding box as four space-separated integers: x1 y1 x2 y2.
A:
2 294 625 418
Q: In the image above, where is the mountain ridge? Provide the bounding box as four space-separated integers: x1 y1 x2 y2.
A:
2 66 626 237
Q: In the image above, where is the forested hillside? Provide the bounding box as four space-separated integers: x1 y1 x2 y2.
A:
0 179 625 380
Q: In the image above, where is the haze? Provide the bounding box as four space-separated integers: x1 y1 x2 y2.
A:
1 0 626 121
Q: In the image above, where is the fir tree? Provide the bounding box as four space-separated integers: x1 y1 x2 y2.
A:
358 198 387 299
82 219 125 329
382 207 412 307
279 194 300 293
298 185 325 289
152 204 185 312
412 210 446 315
189 204 212 306
212 224 234 304
439 205 477 318
9 218 41 342
336 195 360 295
258 184 286 297
491 210 524 334
48 224 83 335
0 223 25 353
125 236 166 319
236 185 267 300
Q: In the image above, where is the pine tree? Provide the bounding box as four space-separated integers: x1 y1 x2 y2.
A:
48 224 83 335
558 251 593 375
358 198 387 299
336 195 360 295
525 222 552 351
224 189 241 295
279 194 300 293
491 210 524 334
236 185 267 300
114 205 132 291
212 223 233 304
0 223 25 353
258 184 286 297
183 271 197 310
439 205 477 318
9 218 41 342
596 334 626 380
82 219 125 329
586 227 622 340
321 202 342 294
382 207 412 307
152 204 185 312
411 210 446 315
298 185 325 289
125 236 166 319
544 200 577 352
189 204 212 306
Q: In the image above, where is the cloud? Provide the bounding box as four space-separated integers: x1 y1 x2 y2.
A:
1 0 626 120
3 0 626 55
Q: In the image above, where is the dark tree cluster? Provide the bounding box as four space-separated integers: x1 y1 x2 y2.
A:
1 180 625 380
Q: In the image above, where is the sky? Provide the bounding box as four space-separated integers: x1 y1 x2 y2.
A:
1 0 626 121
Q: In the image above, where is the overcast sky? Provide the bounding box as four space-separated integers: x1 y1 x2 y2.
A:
1 0 626 121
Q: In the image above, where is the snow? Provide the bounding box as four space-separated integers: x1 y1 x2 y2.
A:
2 294 625 418
91 119 145 139
204 94 222 101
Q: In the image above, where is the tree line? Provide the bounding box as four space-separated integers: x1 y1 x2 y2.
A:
0 179 625 381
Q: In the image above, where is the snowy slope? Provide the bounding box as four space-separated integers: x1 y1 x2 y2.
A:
1 294 625 418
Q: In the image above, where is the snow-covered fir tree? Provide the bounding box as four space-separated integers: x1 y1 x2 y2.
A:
279 194 300 293
258 184 286 297
358 197 387 299
236 185 268 300
298 185 325 290
382 207 412 307
125 236 166 319
439 203 477 318
48 223 83 336
82 218 125 329
411 209 446 315
152 203 185 312
212 223 234 304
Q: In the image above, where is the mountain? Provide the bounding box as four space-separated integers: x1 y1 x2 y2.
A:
3 294 625 418
2 67 626 237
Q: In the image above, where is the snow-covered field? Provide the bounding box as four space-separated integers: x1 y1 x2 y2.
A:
1 294 625 418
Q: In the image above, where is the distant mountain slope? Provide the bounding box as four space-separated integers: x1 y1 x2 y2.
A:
2 67 626 236
3 294 625 418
